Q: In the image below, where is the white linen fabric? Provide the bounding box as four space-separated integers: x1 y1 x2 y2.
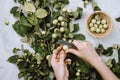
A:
0 0 120 80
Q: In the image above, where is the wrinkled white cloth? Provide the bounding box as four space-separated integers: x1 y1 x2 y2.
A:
0 0 120 80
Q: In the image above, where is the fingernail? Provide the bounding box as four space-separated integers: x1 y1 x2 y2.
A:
60 50 64 54
57 46 62 50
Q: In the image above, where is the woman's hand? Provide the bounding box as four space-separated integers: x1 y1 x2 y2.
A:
66 40 118 80
51 46 70 80
66 40 100 65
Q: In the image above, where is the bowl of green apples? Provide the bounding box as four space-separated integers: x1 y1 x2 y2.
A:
86 11 112 38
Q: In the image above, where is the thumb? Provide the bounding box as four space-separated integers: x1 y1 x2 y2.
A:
65 49 81 57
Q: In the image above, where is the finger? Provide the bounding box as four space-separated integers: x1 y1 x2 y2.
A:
52 46 62 58
65 65 69 78
73 40 87 51
56 53 60 59
57 46 62 51
64 59 69 78
53 49 58 54
52 49 59 61
72 40 81 49
59 50 65 62
73 40 88 46
55 46 62 59
53 46 62 54
65 49 81 57
65 59 71 64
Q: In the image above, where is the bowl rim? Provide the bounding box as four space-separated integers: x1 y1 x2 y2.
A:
86 11 112 38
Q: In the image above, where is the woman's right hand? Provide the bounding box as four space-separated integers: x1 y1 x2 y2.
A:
66 40 119 80
66 40 100 65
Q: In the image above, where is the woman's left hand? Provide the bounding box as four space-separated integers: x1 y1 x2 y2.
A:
51 46 70 80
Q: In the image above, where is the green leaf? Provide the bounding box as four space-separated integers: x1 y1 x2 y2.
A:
111 59 120 77
96 44 113 56
18 72 26 78
73 24 79 32
111 59 117 66
55 0 69 4
24 74 29 80
10 6 21 18
10 6 18 13
73 33 86 40
96 44 104 55
98 44 104 49
13 48 20 53
24 2 36 13
69 23 79 33
45 34 52 40
54 2 64 10
73 7 83 20
39 70 49 76
103 47 113 56
92 1 101 11
13 0 25 4
118 48 120 62
77 7 83 16
14 0 17 2
18 0 25 4
7 55 19 63
52 11 60 20
23 49 30 54
13 16 33 36
20 16 32 27
116 17 120 22
27 14 38 26
13 21 24 36
73 11 79 19
106 59 113 68
94 6 101 11
69 22 74 32
112 63 120 74
80 64 90 74
64 27 70 35
35 8 48 18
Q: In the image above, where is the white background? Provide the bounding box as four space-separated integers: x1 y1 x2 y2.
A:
0 0 120 80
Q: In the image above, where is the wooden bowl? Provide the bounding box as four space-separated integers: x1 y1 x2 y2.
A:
86 11 112 38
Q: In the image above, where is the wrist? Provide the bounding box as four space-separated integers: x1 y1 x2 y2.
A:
57 76 68 80
56 77 64 80
91 57 119 80
65 76 69 80
90 56 103 68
